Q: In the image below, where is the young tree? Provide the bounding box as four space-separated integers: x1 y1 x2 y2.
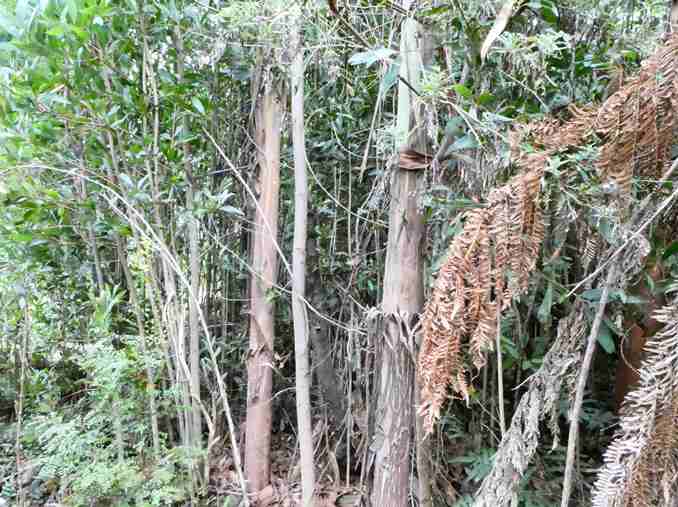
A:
244 65 283 494
290 7 316 505
372 8 432 506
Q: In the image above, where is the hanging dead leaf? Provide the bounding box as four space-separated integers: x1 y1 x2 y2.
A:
481 0 520 61
398 147 433 170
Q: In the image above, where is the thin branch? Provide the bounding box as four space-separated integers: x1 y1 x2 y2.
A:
565 157 678 298
496 305 506 437
561 265 617 507
202 127 294 278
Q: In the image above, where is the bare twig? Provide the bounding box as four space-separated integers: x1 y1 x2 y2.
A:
561 265 617 507
496 305 506 437
566 158 678 298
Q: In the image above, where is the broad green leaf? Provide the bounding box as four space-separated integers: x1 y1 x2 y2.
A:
476 92 495 106
46 24 66 37
191 96 206 115
10 232 33 242
596 322 615 354
452 83 473 98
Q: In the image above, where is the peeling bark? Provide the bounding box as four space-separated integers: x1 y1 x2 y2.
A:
245 73 282 494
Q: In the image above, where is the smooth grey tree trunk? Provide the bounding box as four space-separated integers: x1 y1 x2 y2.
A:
290 10 316 506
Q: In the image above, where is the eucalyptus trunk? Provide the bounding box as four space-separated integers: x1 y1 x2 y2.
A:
371 13 432 507
290 10 316 506
245 69 282 494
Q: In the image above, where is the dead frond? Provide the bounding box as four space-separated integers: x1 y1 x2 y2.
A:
594 35 678 195
419 169 545 433
418 33 678 434
592 295 678 507
472 305 588 506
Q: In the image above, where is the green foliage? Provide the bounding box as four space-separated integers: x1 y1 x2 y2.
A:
0 0 676 504
450 446 565 506
25 413 186 506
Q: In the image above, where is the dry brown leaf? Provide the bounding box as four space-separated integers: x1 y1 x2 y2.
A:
398 147 432 170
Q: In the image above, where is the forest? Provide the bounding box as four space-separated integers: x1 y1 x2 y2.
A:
1 0 678 506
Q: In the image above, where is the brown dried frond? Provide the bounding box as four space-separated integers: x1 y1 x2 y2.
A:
582 233 601 271
419 34 678 435
488 169 545 306
466 210 496 369
419 169 545 433
419 238 468 431
594 35 678 195
593 296 678 507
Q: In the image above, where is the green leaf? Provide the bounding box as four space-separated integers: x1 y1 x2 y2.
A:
46 24 66 37
476 92 495 106
526 0 558 25
596 322 615 354
537 283 553 324
10 232 33 242
62 0 79 23
348 47 395 67
452 83 473 98
663 241 678 259
191 96 205 115
419 5 452 16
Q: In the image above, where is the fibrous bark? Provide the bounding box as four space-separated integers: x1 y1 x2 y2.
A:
371 12 431 507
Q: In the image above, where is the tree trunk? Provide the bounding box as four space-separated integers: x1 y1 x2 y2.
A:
245 70 282 494
290 10 316 506
173 23 204 460
187 189 202 453
371 13 432 507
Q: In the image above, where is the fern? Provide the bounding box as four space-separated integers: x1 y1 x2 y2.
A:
418 33 678 434
592 294 678 507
